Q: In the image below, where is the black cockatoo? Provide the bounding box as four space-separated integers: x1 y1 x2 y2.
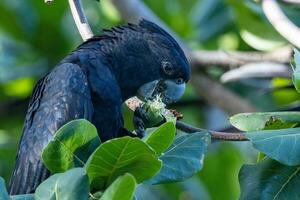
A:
9 19 190 194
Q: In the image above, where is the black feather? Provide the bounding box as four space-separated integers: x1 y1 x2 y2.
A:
9 20 190 194
9 63 93 194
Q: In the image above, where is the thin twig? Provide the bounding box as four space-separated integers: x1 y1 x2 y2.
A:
176 121 248 141
68 0 94 41
191 74 258 114
191 47 292 69
126 98 249 141
125 96 143 111
220 62 292 83
262 0 300 48
282 0 300 5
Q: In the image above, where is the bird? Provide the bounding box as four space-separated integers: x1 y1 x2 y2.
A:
9 19 190 195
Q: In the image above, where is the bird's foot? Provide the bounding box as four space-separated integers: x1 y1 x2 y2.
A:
133 107 149 138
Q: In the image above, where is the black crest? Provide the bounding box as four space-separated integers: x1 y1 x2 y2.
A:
79 19 183 52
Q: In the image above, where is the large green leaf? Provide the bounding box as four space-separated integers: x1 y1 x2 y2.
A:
42 119 101 173
245 127 300 166
228 0 285 50
2 178 34 200
230 112 300 131
192 0 233 42
35 168 89 200
85 136 162 189
144 122 176 155
146 132 211 185
198 142 244 200
100 173 136 200
239 159 300 200
0 177 9 200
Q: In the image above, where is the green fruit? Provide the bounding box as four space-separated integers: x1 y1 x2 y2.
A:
141 96 176 128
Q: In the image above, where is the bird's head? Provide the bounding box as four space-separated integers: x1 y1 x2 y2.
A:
83 19 190 104
134 20 190 104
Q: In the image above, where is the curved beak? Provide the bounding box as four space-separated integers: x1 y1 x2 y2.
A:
137 79 186 104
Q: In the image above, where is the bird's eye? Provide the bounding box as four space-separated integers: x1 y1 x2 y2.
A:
162 61 173 75
176 77 184 84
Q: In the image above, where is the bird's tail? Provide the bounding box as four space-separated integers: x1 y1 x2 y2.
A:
9 154 50 195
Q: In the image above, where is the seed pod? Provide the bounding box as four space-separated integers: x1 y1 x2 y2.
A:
141 96 176 128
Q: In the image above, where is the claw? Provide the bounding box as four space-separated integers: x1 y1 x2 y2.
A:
133 107 149 138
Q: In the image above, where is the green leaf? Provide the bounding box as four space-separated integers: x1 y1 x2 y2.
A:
293 48 300 70
146 132 211 184
245 127 300 166
0 177 9 200
239 159 300 200
292 48 300 93
144 122 176 155
198 142 244 200
292 72 300 94
100 173 136 200
100 0 120 22
85 136 162 189
35 168 89 200
10 194 34 200
230 112 300 131
228 0 285 51
42 119 101 173
192 0 233 42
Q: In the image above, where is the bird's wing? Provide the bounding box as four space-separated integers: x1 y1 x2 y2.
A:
9 63 93 194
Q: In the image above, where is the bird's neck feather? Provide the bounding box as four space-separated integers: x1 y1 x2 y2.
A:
66 46 156 101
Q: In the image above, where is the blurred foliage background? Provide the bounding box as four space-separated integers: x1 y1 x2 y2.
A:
0 0 299 199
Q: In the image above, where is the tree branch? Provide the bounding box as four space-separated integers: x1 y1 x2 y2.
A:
191 74 258 114
262 0 300 48
68 0 94 41
282 0 300 5
191 47 292 69
220 62 292 83
176 121 248 141
125 97 249 141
